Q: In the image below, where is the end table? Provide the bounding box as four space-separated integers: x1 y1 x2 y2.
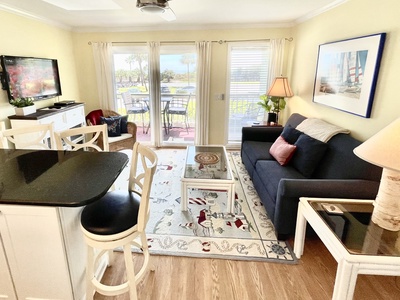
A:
294 197 400 300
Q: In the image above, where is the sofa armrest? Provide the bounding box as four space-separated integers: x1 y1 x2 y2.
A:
273 179 380 238
241 127 283 143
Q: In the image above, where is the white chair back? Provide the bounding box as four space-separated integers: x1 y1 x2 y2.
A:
0 122 56 150
55 124 109 151
129 142 158 232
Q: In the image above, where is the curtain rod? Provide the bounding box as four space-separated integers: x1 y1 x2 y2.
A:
87 37 293 45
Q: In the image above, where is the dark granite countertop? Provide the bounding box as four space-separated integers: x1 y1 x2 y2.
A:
0 149 129 207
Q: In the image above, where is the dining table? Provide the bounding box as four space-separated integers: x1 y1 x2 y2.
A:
0 148 129 299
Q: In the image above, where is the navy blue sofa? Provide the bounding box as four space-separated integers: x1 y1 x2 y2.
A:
241 113 382 239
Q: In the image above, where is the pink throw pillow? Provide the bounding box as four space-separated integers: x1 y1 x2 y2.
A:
269 136 297 166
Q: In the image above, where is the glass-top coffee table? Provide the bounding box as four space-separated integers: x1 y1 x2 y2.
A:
181 145 235 213
294 197 400 300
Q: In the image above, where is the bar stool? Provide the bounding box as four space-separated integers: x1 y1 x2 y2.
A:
80 142 158 299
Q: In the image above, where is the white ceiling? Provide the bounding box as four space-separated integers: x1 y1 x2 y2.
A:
0 0 347 32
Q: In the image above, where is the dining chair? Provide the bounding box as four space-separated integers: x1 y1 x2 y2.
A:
122 91 150 134
0 122 56 150
168 94 191 133
54 124 109 151
80 142 157 299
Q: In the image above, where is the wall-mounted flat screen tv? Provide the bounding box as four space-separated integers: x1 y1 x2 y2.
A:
0 55 62 102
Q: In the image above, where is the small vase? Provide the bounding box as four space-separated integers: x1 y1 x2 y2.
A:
15 105 36 116
267 112 277 123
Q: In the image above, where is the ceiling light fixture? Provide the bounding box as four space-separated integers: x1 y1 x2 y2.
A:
139 4 166 14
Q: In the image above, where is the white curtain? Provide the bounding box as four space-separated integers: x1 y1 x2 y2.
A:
268 38 286 88
147 42 161 147
91 42 115 110
195 41 212 145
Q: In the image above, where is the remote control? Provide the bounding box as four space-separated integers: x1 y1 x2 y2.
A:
321 203 344 214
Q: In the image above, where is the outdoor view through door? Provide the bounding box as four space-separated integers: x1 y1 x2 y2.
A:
227 43 270 145
113 45 196 146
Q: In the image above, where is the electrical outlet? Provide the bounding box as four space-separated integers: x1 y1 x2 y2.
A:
216 94 225 100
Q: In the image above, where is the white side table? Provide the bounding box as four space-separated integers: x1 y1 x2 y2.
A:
294 197 400 300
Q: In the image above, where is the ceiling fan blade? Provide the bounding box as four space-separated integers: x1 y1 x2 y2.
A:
161 7 176 21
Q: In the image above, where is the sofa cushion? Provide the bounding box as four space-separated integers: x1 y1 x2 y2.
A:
100 116 121 137
269 136 297 166
110 115 129 133
312 133 383 180
281 125 302 144
241 141 275 167
291 133 328 178
254 160 305 207
120 115 129 133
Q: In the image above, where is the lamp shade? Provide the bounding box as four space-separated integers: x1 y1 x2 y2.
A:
353 118 400 172
267 77 294 98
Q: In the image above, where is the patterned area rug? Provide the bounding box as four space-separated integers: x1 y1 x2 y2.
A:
115 148 296 264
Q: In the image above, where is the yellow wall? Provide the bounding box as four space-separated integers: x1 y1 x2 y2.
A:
0 10 80 127
71 28 292 144
289 0 400 140
1 0 399 142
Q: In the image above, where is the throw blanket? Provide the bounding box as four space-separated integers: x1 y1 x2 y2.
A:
296 118 350 142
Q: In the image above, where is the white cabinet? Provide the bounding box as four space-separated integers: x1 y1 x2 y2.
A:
0 205 86 300
0 230 16 299
9 103 86 148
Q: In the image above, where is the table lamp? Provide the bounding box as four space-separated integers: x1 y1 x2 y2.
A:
353 118 400 231
267 76 294 123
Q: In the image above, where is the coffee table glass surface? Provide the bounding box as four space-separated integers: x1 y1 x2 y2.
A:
181 145 235 212
183 145 232 180
310 200 400 256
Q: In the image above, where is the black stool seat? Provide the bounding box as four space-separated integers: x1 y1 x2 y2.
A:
81 190 141 235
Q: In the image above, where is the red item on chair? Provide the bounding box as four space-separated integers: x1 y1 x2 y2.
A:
86 109 104 125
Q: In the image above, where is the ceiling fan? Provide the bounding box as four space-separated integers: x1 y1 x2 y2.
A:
136 0 176 21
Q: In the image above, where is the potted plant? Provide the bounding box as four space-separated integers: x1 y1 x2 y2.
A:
257 94 286 123
10 97 36 116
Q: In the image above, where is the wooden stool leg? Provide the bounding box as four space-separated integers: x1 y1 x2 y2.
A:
123 243 138 300
86 245 95 300
107 249 114 267
141 233 155 272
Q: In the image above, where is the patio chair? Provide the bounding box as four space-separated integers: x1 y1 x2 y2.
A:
122 91 150 134
168 94 191 133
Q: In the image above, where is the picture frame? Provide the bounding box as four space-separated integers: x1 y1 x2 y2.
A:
312 33 386 118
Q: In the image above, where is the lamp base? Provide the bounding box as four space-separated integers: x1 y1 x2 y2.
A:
371 168 400 231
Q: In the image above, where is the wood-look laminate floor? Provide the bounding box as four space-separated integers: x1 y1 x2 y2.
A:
94 236 400 300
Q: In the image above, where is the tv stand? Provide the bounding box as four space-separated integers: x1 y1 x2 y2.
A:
8 102 85 148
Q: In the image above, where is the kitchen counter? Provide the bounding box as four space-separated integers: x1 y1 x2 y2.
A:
0 149 128 206
0 149 129 299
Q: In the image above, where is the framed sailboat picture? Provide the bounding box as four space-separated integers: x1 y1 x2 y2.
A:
313 33 386 118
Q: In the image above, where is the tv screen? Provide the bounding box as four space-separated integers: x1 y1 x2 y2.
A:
0 55 62 101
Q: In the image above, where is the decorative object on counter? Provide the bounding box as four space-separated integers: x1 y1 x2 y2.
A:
353 117 400 231
10 97 36 116
258 76 294 123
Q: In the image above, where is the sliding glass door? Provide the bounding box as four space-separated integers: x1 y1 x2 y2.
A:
112 45 196 147
160 45 196 146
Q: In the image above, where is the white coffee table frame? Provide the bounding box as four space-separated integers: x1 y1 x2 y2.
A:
294 197 400 300
181 145 235 213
